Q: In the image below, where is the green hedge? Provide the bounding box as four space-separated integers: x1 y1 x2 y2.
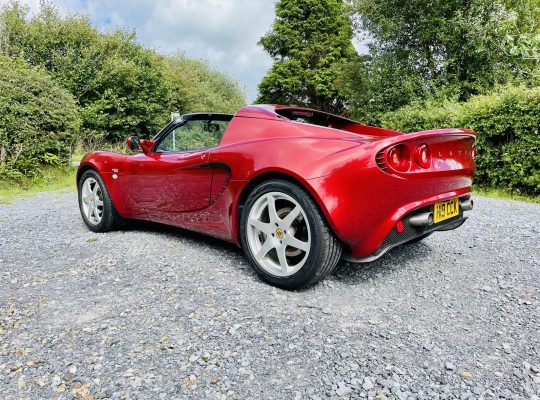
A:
381 86 540 196
0 56 80 179
1 4 246 146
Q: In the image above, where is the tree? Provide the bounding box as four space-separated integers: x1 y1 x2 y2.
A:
0 56 80 178
342 0 540 121
1 2 247 143
337 51 426 123
0 2 173 142
166 53 246 115
0 10 8 53
256 0 357 113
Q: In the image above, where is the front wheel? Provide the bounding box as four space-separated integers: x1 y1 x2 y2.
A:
240 180 342 289
78 170 115 232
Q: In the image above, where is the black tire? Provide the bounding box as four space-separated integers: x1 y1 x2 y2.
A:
240 179 342 289
78 169 116 232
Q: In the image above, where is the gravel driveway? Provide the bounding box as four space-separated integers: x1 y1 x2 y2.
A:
0 191 539 400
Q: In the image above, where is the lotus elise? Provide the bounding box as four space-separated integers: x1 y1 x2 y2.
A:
77 105 475 288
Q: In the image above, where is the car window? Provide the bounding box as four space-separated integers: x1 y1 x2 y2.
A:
155 119 229 152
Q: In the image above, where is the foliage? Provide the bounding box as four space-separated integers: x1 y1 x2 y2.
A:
166 53 245 115
0 165 77 204
257 0 357 113
0 56 80 179
341 0 540 122
0 2 172 142
157 119 230 152
337 52 426 124
473 185 540 204
0 2 246 147
381 86 540 196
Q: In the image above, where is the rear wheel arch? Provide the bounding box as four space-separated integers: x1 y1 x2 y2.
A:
236 171 337 244
238 176 343 288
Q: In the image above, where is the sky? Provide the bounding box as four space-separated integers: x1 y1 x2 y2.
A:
2 0 277 102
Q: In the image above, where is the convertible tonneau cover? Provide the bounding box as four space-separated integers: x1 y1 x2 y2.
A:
235 105 402 137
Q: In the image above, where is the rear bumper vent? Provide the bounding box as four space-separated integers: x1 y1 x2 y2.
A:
376 150 388 172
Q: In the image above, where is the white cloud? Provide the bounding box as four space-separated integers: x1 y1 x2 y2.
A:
2 0 276 102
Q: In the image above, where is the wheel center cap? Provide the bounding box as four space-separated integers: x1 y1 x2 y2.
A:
275 228 284 239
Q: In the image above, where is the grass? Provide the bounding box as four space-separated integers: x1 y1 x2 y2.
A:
0 142 127 205
473 186 540 204
0 166 77 204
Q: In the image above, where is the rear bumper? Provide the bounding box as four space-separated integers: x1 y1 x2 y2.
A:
342 195 472 262
300 129 475 260
307 164 474 258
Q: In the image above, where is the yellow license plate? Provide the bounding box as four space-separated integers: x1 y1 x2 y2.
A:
433 198 459 224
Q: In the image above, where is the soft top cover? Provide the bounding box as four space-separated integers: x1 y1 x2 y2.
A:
234 105 402 137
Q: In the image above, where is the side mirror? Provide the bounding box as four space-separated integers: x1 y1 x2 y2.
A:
140 139 155 155
126 136 142 152
126 136 154 155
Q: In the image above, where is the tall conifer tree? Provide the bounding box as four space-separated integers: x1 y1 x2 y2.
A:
257 0 356 113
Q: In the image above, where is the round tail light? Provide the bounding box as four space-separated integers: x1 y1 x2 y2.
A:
414 144 431 169
387 144 411 172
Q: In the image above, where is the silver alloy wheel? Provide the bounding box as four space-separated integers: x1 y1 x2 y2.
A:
81 177 104 225
246 191 311 277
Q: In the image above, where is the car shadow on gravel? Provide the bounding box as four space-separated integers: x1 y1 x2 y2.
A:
331 240 434 284
114 220 436 288
119 219 244 255
115 220 266 283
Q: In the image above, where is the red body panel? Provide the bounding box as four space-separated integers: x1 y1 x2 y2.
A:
78 105 475 259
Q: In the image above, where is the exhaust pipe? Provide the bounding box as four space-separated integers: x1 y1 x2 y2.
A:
461 198 474 211
409 212 434 227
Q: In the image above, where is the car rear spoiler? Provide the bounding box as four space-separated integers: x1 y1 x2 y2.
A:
409 128 476 138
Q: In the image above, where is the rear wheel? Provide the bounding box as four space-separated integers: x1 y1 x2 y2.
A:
240 180 342 289
78 170 115 232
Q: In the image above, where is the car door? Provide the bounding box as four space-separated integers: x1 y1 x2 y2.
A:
125 117 226 213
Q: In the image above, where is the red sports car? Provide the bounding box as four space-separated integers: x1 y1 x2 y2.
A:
77 105 475 288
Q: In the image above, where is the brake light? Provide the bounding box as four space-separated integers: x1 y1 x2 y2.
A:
387 144 411 172
414 144 431 169
472 145 477 160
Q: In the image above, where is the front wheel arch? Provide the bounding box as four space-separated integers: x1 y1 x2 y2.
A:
77 166 127 226
77 164 94 185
